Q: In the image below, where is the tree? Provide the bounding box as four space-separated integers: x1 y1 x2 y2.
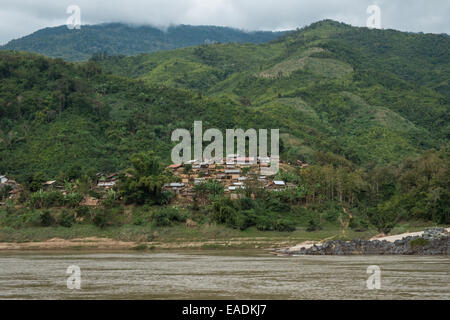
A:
194 180 224 204
118 151 171 205
370 198 401 234
29 172 46 192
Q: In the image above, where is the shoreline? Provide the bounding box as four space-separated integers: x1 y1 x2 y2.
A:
0 236 299 251
276 228 450 256
0 228 448 252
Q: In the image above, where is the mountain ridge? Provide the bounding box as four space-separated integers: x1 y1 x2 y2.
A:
0 20 448 178
94 19 449 164
0 23 287 61
0 19 449 228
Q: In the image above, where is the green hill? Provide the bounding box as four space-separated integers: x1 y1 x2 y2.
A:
0 20 449 232
1 20 449 179
0 23 285 61
97 20 449 166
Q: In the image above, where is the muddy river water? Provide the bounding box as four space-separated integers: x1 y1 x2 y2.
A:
0 250 448 299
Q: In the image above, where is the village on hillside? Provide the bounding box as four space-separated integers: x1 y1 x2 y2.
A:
0 172 121 206
163 155 309 203
0 175 20 202
0 156 309 206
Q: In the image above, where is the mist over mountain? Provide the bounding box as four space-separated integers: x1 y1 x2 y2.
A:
0 23 286 61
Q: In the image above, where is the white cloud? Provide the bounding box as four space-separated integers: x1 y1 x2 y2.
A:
0 0 448 45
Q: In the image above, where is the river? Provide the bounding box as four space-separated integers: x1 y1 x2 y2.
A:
0 250 448 299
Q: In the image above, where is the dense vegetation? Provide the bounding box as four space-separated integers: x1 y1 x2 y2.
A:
0 20 449 237
0 23 285 61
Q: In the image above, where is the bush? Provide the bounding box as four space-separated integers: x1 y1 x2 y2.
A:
132 211 145 226
29 172 45 192
132 243 148 250
323 207 340 223
64 193 83 208
255 216 275 231
255 215 295 232
160 191 175 205
152 207 187 227
21 209 41 227
370 198 401 234
410 237 430 248
236 211 255 230
75 206 90 218
30 190 65 208
212 198 238 228
349 217 369 232
58 209 74 228
101 197 117 208
306 218 322 232
29 191 83 209
266 198 290 213
274 219 296 232
0 184 12 200
40 210 55 226
237 197 255 211
93 209 110 228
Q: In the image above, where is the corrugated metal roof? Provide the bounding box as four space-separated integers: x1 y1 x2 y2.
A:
229 185 245 191
225 169 240 174
98 181 116 187
169 183 185 187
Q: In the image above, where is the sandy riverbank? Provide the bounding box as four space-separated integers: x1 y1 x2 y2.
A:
368 228 450 242
0 237 138 250
1 228 448 251
0 236 300 251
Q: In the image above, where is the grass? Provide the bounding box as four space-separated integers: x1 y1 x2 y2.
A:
132 243 149 251
0 219 445 249
389 221 437 235
0 223 375 244
0 224 153 243
409 238 430 247
257 51 353 80
304 57 353 79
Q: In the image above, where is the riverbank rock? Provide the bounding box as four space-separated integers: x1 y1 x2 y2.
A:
284 234 449 256
423 227 448 241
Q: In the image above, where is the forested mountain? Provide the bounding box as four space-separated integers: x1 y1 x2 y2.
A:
0 20 448 228
1 20 449 178
97 20 449 166
0 23 285 61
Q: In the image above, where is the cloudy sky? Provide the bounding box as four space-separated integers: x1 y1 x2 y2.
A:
0 0 449 45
